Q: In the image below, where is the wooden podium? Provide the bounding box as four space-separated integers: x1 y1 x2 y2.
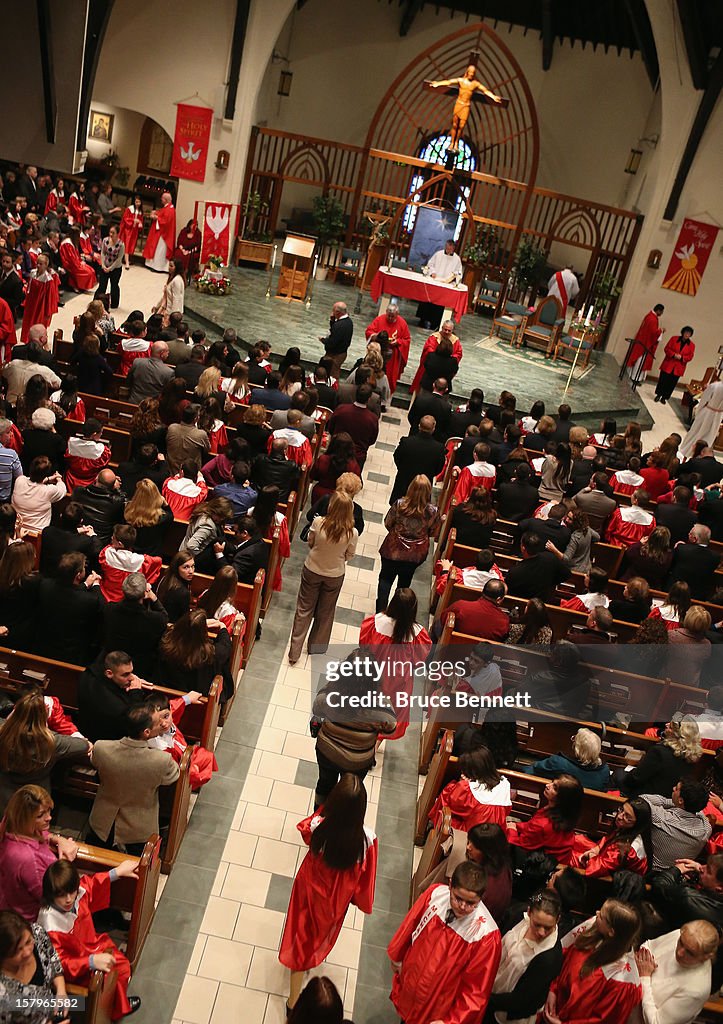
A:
276 233 316 302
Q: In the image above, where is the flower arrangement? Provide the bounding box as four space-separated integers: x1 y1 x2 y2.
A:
195 255 232 295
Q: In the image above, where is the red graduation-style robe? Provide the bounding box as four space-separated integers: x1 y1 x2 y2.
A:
358 612 431 739
38 872 132 1020
118 205 144 257
538 918 642 1024
0 296 17 361
279 812 378 971
68 192 87 227
266 428 312 468
64 437 111 492
410 332 463 392
388 883 501 1024
610 469 644 496
20 270 59 342
365 312 411 393
44 694 82 736
624 310 662 371
119 338 151 376
148 696 217 790
507 808 576 865
570 832 647 877
142 204 176 261
59 238 97 292
98 546 162 602
429 776 512 831
605 506 656 548
162 474 208 520
453 461 496 502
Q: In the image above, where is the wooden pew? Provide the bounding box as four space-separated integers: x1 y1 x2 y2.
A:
56 338 121 375
416 729 623 844
159 746 193 873
57 416 132 465
0 649 222 749
411 807 452 903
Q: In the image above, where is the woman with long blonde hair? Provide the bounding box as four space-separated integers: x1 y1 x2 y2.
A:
194 365 222 400
123 477 172 556
376 474 439 610
288 492 357 664
0 692 89 816
618 713 702 799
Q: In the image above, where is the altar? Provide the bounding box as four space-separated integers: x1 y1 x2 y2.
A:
370 266 469 325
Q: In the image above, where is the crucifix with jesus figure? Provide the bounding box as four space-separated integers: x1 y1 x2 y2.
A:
424 52 509 154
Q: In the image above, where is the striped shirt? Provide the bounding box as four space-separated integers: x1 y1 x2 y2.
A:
0 443 22 500
642 793 712 870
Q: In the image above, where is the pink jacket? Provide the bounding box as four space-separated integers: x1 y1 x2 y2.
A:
0 831 57 921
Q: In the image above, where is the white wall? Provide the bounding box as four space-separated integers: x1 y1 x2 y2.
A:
93 0 296 227
84 103 147 181
608 3 723 380
255 2 652 207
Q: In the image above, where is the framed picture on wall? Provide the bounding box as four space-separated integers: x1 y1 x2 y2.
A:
89 110 114 143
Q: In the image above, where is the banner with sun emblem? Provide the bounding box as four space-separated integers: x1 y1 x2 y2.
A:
662 218 719 297
170 104 213 182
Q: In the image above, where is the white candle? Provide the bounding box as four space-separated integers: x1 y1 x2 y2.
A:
585 304 593 326
313 254 319 279
271 244 277 269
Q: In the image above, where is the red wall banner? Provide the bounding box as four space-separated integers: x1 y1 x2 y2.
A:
201 202 234 263
662 218 719 297
170 104 213 182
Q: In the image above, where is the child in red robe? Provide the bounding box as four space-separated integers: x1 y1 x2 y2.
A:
59 236 97 292
97 524 162 602
507 775 583 866
388 861 501 1024
64 419 111 491
429 747 511 832
20 255 59 343
38 859 141 1020
162 465 208 520
147 690 217 791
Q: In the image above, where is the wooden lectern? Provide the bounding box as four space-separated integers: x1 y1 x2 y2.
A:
276 233 316 302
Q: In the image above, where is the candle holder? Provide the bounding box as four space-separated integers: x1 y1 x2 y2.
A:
563 325 589 396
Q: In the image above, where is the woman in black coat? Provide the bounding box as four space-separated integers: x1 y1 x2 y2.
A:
70 335 113 395
157 608 234 700
418 337 459 392
615 716 702 798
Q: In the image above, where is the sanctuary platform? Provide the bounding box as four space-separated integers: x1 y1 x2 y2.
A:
185 266 653 430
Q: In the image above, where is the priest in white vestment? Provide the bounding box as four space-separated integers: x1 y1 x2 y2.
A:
680 379 723 458
547 265 579 310
417 240 463 328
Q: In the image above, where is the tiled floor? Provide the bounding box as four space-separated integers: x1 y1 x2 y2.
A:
46 265 685 1024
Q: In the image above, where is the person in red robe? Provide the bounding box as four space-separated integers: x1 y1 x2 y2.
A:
429 747 512 831
44 179 66 215
59 236 97 292
388 861 501 1024
410 319 463 392
0 296 17 362
68 183 89 227
507 775 583 865
38 859 141 1019
570 798 651 877
118 195 144 269
143 191 176 273
147 690 218 790
538 902 642 1024
20 255 59 343
278 775 377 1013
365 303 411 393
358 587 431 740
64 420 112 491
624 303 664 383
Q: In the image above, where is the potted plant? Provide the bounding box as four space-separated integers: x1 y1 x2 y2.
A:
512 236 548 305
591 270 621 316
242 191 269 241
312 194 345 280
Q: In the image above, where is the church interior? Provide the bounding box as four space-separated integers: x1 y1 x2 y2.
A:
1 1 723 1023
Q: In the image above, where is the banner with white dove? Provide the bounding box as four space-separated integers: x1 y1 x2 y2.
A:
170 103 213 182
662 218 719 297
199 202 238 264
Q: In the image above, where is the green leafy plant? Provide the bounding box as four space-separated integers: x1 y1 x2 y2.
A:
242 192 269 241
592 271 621 313
312 194 345 247
513 237 548 289
463 225 499 267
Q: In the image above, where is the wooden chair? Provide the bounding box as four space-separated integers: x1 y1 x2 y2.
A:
553 333 595 371
517 295 565 356
474 279 502 317
491 299 529 345
333 248 363 285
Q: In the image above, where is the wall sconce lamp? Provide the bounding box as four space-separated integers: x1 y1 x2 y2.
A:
647 249 662 269
215 150 230 171
278 70 293 97
625 149 643 175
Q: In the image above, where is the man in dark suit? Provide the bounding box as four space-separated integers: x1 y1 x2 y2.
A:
309 366 338 411
656 486 698 544
519 504 572 552
40 230 64 278
449 389 485 437
668 524 721 598
326 384 379 469
390 416 445 503
496 463 540 522
117 444 169 500
258 371 292 413
40 502 101 575
174 344 207 389
227 516 270 584
680 448 723 488
505 531 571 601
11 327 57 370
0 252 24 318
102 572 169 681
432 578 509 642
567 446 599 496
77 650 150 742
17 165 39 210
551 403 576 443
250 438 300 501
320 301 353 379
408 378 452 442
698 489 723 542
35 552 105 664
